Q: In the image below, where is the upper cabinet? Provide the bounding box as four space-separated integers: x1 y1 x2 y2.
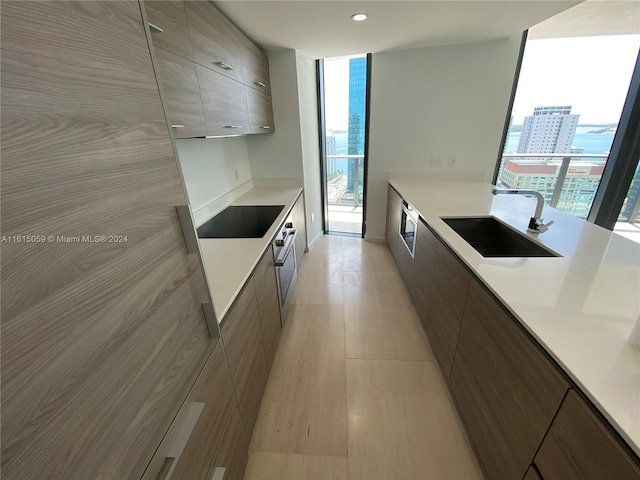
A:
143 0 275 137
184 1 244 83
144 0 194 60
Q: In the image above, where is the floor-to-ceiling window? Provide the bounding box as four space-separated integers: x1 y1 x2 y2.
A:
495 34 639 229
319 54 369 236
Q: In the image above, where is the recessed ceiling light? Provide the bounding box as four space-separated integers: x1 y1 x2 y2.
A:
351 13 368 22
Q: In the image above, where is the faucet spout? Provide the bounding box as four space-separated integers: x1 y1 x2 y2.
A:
492 188 552 234
492 188 545 219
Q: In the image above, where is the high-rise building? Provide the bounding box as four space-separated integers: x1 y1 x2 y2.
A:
347 57 367 200
326 133 337 175
517 105 579 159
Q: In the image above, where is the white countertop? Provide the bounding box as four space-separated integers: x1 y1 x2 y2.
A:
198 187 302 323
389 180 640 456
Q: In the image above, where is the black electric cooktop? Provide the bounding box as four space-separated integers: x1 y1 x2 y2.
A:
197 205 285 239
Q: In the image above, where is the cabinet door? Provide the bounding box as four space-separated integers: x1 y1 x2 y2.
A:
428 241 471 378
197 65 249 137
534 390 640 479
385 185 402 261
410 220 439 333
449 280 569 480
221 281 269 440
240 35 271 95
1 2 213 478
246 87 275 134
253 246 282 371
144 0 193 60
211 406 250 480
142 343 237 480
523 466 543 480
154 47 206 138
185 1 244 82
293 193 307 270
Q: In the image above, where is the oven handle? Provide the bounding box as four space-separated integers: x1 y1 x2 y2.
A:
275 229 297 267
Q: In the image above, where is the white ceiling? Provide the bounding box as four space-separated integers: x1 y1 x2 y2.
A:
213 1 582 59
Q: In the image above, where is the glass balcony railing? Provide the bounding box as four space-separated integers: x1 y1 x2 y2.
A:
326 155 364 207
497 153 610 219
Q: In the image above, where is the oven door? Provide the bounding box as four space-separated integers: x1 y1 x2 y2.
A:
274 229 297 322
400 202 417 257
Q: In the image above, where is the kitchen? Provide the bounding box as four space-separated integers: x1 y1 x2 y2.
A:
2 1 639 480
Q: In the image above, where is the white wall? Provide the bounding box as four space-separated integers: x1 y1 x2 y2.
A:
366 35 523 240
295 51 323 248
175 137 251 222
247 49 323 249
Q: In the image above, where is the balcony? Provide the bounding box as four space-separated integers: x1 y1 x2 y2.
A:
326 155 363 234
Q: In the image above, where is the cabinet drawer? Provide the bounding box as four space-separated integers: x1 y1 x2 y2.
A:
142 342 236 480
253 246 282 371
154 47 206 139
449 279 569 480
185 1 244 83
535 390 640 479
197 65 249 137
221 281 268 440
246 88 275 134
210 405 249 480
144 0 193 60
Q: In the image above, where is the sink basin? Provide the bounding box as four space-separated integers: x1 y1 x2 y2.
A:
441 216 560 258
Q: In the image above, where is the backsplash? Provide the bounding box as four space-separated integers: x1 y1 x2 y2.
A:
175 137 253 225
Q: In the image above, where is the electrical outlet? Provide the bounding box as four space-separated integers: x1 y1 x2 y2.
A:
431 156 442 167
448 155 457 167
311 213 315 223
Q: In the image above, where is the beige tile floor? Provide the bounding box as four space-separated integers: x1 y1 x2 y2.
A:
245 235 483 480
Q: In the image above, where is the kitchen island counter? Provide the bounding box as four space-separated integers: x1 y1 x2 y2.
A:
389 178 640 456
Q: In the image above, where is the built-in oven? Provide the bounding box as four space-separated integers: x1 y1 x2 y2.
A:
273 213 297 323
400 200 418 257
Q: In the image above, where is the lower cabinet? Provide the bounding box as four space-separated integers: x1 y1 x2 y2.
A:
253 246 282 371
142 341 247 480
449 280 569 480
292 192 307 271
533 390 640 479
523 466 543 480
210 406 250 480
221 280 269 440
385 185 402 261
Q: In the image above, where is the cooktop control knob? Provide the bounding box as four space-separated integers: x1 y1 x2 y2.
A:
285 222 293 229
275 238 285 247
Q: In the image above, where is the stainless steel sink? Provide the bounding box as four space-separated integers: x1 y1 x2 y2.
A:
441 216 560 258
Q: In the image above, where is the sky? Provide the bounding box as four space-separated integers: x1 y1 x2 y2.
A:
323 35 639 131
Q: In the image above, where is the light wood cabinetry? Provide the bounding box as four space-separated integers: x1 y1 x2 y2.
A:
184 0 244 83
247 88 275 134
1 2 214 478
142 343 244 480
197 64 250 136
240 34 272 95
429 240 471 378
154 47 207 138
534 390 640 479
221 281 269 440
293 192 307 271
144 0 193 60
253 246 282 371
449 280 569 480
385 185 402 260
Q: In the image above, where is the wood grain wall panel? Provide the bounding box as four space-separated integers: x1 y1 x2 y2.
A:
1 2 214 478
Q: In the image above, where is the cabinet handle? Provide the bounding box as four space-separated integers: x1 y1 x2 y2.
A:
171 124 184 129
216 61 234 71
260 126 271 129
158 402 205 480
224 125 243 129
148 22 164 33
210 467 226 480
255 81 267 88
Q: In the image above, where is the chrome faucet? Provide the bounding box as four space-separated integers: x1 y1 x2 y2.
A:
492 188 554 234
